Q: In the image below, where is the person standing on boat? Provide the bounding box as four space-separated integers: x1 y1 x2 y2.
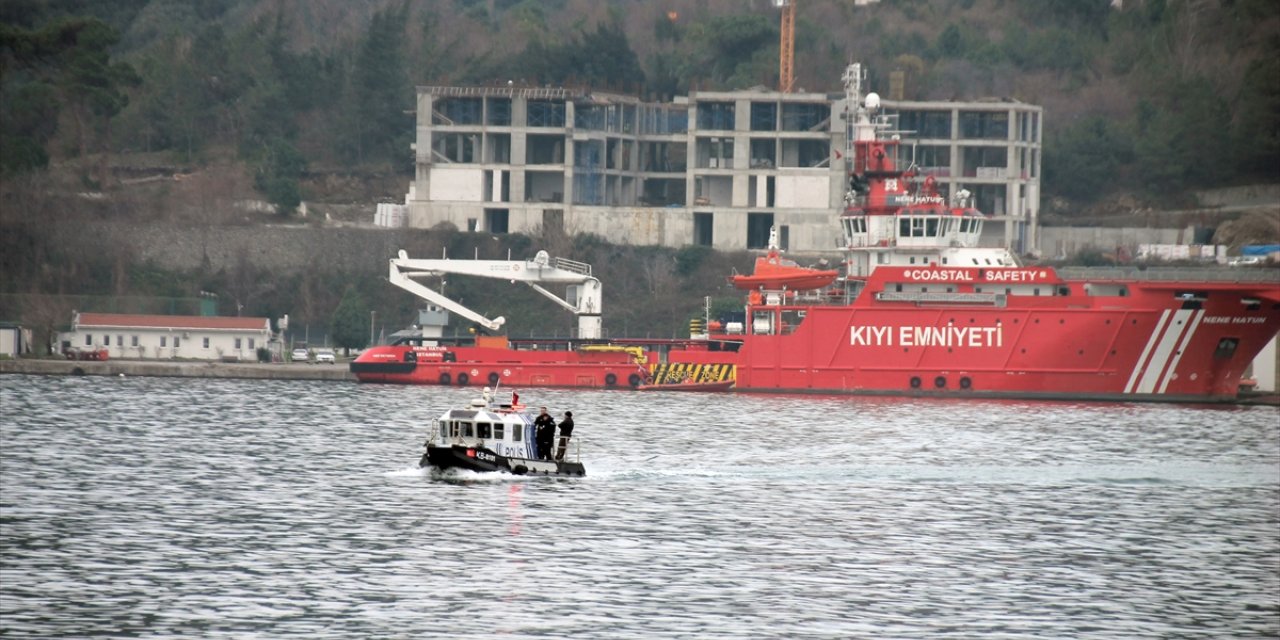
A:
555 411 575 461
534 407 556 460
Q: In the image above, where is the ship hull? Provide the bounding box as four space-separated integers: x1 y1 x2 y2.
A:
424 444 585 476
725 274 1280 401
352 345 650 389
354 273 1280 402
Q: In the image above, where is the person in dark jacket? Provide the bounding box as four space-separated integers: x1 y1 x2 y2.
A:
534 407 556 460
555 411 575 461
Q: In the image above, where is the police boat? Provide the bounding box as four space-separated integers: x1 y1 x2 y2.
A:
420 389 585 476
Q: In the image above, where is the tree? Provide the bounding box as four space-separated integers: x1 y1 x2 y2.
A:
0 17 137 181
338 3 411 165
330 286 369 354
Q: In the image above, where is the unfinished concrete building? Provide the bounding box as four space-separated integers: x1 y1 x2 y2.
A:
405 85 1042 255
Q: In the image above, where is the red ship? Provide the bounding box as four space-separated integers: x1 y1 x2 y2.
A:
353 65 1280 402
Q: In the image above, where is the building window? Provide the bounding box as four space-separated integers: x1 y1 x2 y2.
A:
693 212 713 247
483 208 509 233
897 110 952 138
202 337 210 349
161 337 167 347
131 336 139 347
750 102 776 131
696 102 735 130
747 213 774 249
117 335 124 346
960 111 1009 140
248 338 255 350
527 100 566 128
174 337 181 348
235 338 242 350
780 103 829 131
85 335 92 346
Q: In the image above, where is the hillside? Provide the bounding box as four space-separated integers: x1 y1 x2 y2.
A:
3 0 1278 204
1 0 1278 352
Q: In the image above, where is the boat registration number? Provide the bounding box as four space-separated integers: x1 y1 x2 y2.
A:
475 450 497 462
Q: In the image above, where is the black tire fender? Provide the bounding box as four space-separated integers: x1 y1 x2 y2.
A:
934 375 947 389
909 376 922 389
488 372 501 385
457 372 470 386
959 376 972 390
628 373 643 388
438 373 451 386
605 373 617 387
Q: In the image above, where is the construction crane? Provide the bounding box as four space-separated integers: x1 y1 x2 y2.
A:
775 0 796 93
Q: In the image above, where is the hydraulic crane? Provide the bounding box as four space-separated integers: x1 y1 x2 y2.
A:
387 249 603 340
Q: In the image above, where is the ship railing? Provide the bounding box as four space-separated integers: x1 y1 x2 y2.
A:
552 257 593 277
875 291 1007 306
1057 266 1280 283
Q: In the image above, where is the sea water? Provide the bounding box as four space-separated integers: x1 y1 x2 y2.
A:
1 374 1277 638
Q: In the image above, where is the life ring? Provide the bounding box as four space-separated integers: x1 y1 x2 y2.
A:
909 376 922 389
456 372 470 386
959 376 972 390
488 372 501 385
438 372 451 385
628 373 643 388
934 375 947 389
605 373 617 387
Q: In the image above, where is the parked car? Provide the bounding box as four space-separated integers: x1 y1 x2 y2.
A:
315 350 336 364
291 348 310 363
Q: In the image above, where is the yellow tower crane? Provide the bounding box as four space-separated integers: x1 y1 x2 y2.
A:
775 0 796 93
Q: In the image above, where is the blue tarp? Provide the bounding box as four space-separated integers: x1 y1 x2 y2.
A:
1241 244 1280 256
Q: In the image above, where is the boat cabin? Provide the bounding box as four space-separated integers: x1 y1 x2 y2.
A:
433 401 536 460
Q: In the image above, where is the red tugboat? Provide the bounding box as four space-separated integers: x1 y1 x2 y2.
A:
353 64 1280 401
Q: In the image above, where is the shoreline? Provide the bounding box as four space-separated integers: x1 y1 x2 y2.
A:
0 358 354 382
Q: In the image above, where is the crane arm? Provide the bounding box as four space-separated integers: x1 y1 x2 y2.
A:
387 250 604 339
388 260 506 332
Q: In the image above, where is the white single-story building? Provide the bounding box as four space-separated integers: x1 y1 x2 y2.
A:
60 312 275 361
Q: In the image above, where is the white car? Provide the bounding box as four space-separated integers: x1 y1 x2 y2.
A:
291 348 310 363
315 350 336 364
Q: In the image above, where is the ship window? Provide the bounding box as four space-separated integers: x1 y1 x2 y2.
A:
477 422 491 438
895 283 903 292
1214 338 1238 359
899 218 910 237
439 420 448 438
911 218 925 237
910 257 916 264
512 424 521 441
494 423 505 439
462 422 474 438
926 218 939 236
972 259 980 265
450 421 460 437
941 258 948 264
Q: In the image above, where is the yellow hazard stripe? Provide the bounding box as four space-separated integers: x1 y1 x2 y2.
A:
648 363 736 384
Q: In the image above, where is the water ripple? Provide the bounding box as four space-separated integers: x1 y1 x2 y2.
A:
2 375 1277 638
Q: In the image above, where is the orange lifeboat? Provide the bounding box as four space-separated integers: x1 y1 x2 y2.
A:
730 249 839 290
